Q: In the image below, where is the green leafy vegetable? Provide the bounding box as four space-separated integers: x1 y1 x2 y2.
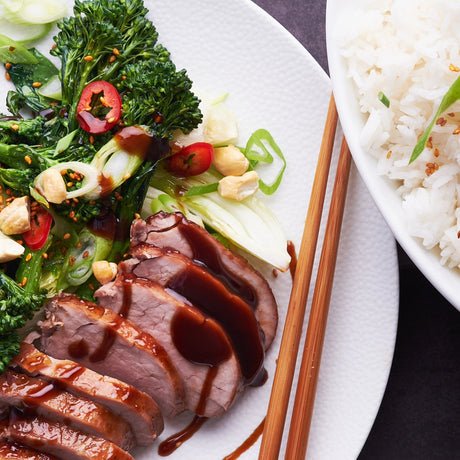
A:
0 268 46 373
410 75 460 163
150 165 290 270
5 48 59 113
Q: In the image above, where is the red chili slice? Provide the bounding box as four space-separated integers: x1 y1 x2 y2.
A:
169 142 214 177
22 207 53 251
76 81 121 134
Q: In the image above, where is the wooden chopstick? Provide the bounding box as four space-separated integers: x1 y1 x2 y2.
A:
258 94 339 460
285 136 352 460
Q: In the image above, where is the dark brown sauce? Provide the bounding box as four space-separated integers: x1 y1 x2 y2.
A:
179 220 257 307
158 415 208 457
158 367 216 456
287 240 297 281
171 309 232 367
98 173 114 197
68 339 89 360
88 209 118 241
223 418 265 460
166 261 264 385
114 125 171 162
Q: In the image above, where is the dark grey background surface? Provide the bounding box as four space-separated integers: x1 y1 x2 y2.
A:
252 0 460 459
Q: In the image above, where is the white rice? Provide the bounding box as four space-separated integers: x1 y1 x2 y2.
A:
341 0 460 269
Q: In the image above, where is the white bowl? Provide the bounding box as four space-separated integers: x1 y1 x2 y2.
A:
326 0 460 312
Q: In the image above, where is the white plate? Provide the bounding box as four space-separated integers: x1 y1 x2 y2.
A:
326 0 460 313
2 0 398 458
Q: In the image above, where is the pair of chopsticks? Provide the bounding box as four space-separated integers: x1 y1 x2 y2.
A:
259 94 352 460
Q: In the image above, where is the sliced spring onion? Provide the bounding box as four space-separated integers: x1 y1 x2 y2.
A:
244 129 286 195
54 129 77 155
142 186 204 226
185 182 219 196
378 91 390 108
65 229 112 286
1 0 67 25
34 161 99 200
410 74 460 163
0 34 38 64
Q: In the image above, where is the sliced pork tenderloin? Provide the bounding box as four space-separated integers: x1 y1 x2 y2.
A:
0 370 134 451
12 343 162 447
0 440 59 460
120 244 266 386
6 411 134 460
131 212 278 349
39 294 186 417
95 275 242 417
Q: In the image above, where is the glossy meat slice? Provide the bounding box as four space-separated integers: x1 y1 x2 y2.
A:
131 212 278 349
6 412 134 460
95 275 242 417
0 370 133 451
120 244 266 386
11 343 162 447
39 294 186 417
0 440 58 460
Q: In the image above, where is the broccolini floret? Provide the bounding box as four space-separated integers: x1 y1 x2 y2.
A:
0 271 45 373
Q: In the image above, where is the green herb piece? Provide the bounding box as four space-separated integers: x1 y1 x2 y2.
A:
378 91 390 108
410 75 460 163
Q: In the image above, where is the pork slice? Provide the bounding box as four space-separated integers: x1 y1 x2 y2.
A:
120 245 266 386
131 212 278 349
0 440 60 460
11 343 162 447
39 294 186 418
95 276 242 418
0 370 133 451
6 411 133 460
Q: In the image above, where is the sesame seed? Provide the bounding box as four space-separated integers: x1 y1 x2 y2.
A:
434 149 440 157
134 213 141 219
63 233 71 240
9 46 15 52
89 135 94 145
5 63 11 70
5 72 10 81
453 127 460 135
22 277 27 286
107 117 116 124
83 55 93 62
83 251 89 259
109 55 116 63
386 150 392 159
42 253 48 259
32 82 42 88
113 48 120 55
69 257 76 266
25 253 32 262
449 63 460 72
88 283 95 290
67 181 74 188
24 155 32 164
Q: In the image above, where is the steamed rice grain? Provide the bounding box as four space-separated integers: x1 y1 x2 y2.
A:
342 0 460 268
